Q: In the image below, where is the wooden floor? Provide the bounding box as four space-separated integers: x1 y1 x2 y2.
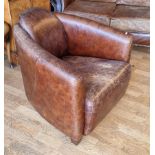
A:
4 47 150 155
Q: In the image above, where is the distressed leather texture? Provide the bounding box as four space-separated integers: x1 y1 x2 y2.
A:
14 8 132 144
56 13 132 62
62 0 150 46
63 56 131 134
19 8 68 57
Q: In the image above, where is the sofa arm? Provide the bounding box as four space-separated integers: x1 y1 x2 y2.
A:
14 24 85 144
56 13 133 62
55 0 75 11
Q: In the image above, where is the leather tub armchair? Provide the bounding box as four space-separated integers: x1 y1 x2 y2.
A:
53 0 150 46
14 8 132 144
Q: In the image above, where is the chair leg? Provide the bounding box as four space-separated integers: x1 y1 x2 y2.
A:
6 42 11 63
71 137 81 145
6 41 15 68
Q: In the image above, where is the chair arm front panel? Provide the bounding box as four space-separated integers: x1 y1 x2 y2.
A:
56 13 133 62
14 24 85 143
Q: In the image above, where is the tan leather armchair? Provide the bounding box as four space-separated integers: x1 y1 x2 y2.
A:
14 8 132 144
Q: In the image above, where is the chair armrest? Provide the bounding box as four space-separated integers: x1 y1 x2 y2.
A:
14 24 85 143
55 0 75 11
56 13 133 62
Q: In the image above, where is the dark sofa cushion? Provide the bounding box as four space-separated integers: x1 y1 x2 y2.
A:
64 1 116 25
110 5 150 33
116 0 150 7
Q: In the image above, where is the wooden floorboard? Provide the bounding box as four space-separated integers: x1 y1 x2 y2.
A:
4 46 150 155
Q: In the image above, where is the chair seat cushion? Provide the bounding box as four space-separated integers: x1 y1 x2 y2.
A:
111 5 150 33
64 1 116 25
63 56 131 134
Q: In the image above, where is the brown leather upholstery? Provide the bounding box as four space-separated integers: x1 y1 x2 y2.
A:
19 8 68 57
111 5 150 33
14 23 85 144
14 8 132 144
61 0 150 46
130 32 150 46
61 0 75 11
56 13 132 62
63 56 131 134
116 0 150 7
64 1 116 25
65 1 116 15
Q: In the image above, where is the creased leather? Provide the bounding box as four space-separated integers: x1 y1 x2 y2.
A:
14 8 132 144
63 56 131 134
14 24 85 143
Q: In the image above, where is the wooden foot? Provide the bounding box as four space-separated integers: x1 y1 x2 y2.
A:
71 138 81 145
6 42 11 64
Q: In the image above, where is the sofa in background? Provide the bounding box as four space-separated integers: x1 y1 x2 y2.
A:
53 0 150 46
